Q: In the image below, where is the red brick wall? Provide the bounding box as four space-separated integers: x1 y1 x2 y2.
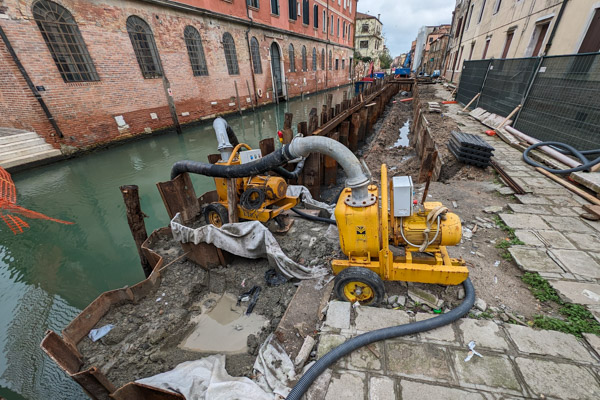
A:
0 0 354 151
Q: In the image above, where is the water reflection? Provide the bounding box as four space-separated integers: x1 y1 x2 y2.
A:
0 86 352 399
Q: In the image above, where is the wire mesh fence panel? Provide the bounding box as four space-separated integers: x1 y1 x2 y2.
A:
514 53 600 150
477 58 538 117
456 60 490 106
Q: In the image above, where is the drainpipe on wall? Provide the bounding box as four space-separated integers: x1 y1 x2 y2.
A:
543 0 568 55
244 3 259 107
326 0 329 88
0 24 64 138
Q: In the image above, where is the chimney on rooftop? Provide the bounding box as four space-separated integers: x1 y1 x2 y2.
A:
378 14 380 20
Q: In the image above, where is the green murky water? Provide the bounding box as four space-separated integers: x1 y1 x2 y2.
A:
0 86 352 400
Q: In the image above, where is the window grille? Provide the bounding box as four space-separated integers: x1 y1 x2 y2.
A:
126 15 162 79
301 45 307 71
328 50 332 70
362 24 369 33
312 47 317 71
289 44 296 72
32 0 99 82
321 48 325 70
223 32 239 75
184 26 208 76
250 37 263 74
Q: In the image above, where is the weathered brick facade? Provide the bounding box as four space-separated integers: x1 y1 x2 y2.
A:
0 0 357 151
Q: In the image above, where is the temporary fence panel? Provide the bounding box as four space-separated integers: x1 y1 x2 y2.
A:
456 60 490 106
514 53 600 151
477 57 538 117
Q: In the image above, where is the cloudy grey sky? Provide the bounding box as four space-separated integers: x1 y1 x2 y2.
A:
356 0 454 57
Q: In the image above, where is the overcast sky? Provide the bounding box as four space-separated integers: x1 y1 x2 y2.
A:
356 0 454 57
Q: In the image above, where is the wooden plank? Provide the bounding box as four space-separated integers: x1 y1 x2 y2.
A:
339 120 350 147
120 185 152 278
156 173 200 224
282 112 294 144
349 114 360 152
535 167 600 206
358 106 368 141
303 110 321 198
259 138 275 156
321 104 328 125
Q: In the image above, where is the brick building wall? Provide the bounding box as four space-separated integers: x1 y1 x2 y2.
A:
0 0 356 152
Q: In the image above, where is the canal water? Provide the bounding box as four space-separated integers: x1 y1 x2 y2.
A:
0 86 353 400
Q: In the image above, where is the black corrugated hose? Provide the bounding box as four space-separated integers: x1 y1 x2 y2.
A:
285 278 475 400
523 141 600 174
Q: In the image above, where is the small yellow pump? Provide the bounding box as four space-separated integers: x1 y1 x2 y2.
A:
332 164 468 305
205 143 299 227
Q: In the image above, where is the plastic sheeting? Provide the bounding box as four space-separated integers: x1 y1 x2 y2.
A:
286 185 335 217
254 334 296 397
170 213 327 280
135 355 275 400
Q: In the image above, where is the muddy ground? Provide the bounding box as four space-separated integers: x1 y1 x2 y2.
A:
78 217 340 388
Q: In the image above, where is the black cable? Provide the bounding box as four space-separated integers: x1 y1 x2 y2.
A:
291 208 336 225
240 187 266 210
286 278 475 400
523 141 600 174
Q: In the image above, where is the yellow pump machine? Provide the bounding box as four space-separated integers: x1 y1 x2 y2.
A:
332 164 468 305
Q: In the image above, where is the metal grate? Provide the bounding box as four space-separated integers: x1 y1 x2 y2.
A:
312 47 317 71
184 26 208 76
250 37 262 74
514 53 600 151
222 32 239 75
289 44 295 72
301 45 307 71
321 48 325 70
456 59 490 106
478 57 538 117
32 0 99 82
126 16 162 79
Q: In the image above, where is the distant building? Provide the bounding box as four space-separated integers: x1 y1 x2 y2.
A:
412 26 435 73
354 12 384 69
444 0 600 82
422 25 451 75
0 0 357 152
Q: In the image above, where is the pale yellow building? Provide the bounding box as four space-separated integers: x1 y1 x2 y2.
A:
444 0 600 82
354 12 384 69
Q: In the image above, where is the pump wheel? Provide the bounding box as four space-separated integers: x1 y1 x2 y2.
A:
334 267 385 306
204 203 229 228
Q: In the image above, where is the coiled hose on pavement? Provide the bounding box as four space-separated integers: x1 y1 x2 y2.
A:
523 141 600 174
285 278 475 400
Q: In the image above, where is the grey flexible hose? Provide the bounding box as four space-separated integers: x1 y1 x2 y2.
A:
523 141 600 174
286 278 475 400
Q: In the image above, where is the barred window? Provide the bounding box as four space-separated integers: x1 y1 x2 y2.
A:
250 37 263 74
289 44 296 72
223 32 239 75
184 26 208 76
328 50 332 70
301 45 307 71
126 16 162 79
313 5 318 28
302 0 309 24
32 0 99 82
312 47 317 71
321 48 325 70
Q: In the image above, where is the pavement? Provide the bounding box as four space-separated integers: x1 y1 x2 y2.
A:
312 87 600 399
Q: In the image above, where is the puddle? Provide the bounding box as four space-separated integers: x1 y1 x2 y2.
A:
393 119 411 148
179 293 268 354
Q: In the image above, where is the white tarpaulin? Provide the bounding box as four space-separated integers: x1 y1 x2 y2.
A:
253 334 296 397
136 355 275 400
286 185 335 216
170 213 327 280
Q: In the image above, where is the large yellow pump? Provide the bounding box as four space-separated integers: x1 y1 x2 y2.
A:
332 164 468 305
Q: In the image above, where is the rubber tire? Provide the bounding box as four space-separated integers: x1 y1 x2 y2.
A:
204 203 229 227
334 267 385 306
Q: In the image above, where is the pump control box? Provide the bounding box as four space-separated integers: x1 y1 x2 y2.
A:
240 149 262 164
392 176 414 217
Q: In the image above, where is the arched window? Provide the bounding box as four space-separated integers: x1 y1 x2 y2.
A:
313 5 318 29
321 48 325 70
250 37 262 74
328 50 332 70
32 0 98 82
312 47 317 71
302 0 309 25
184 26 208 76
289 44 295 72
223 32 239 75
301 45 307 71
126 16 162 79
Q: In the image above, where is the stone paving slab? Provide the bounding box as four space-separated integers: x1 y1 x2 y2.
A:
499 213 550 230
571 171 600 194
457 318 509 351
507 204 550 214
516 357 600 399
514 194 552 205
505 324 596 363
368 376 395 400
508 247 563 273
583 333 600 358
565 232 600 251
385 341 454 383
416 313 456 343
324 370 365 400
400 380 489 400
542 215 595 233
549 280 600 305
550 249 600 279
453 351 522 394
343 341 384 372
323 301 351 329
513 230 576 249
354 307 410 332
514 230 545 247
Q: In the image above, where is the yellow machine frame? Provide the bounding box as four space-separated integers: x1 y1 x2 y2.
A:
332 164 469 286
212 143 298 223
